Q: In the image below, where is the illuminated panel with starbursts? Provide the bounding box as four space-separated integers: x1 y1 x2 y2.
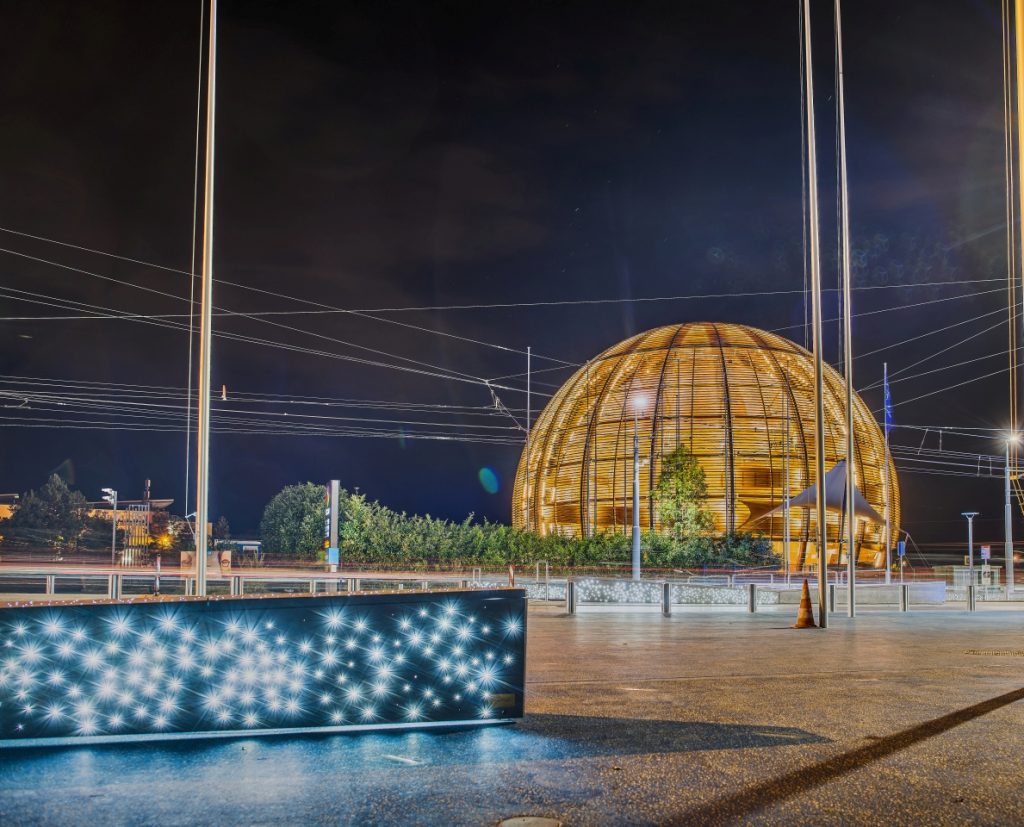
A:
0 589 525 746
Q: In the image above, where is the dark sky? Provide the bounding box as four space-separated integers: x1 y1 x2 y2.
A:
0 0 1017 554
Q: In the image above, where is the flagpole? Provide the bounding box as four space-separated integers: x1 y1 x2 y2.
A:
801 0 829 627
194 0 217 597
836 0 856 617
883 361 891 585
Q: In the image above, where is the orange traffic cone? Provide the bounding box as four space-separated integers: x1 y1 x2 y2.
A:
793 578 817 628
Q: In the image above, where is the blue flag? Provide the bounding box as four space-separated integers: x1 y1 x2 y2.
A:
883 363 893 438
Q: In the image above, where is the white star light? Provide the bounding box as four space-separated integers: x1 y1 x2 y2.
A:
2 594 520 740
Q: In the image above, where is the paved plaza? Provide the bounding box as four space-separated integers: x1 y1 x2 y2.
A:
2 603 1024 825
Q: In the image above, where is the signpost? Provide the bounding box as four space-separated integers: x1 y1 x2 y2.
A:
326 479 340 572
981 544 991 561
897 539 906 585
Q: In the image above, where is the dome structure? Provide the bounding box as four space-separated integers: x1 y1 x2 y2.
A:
512 322 899 568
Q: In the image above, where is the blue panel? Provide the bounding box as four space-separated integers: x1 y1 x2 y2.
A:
0 589 525 745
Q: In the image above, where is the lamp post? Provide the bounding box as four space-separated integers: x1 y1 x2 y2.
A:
962 511 979 588
631 396 647 581
101 488 118 568
1006 433 1018 595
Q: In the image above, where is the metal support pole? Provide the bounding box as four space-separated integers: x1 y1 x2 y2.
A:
566 579 577 615
525 346 531 532
1006 442 1015 595
632 414 641 581
884 363 891 585
802 0 829 628
748 583 758 613
836 0 856 620
194 0 218 598
963 512 978 589
899 583 910 612
662 581 672 616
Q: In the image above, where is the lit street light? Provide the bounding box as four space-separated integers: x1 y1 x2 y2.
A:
631 395 647 581
962 511 979 587
101 488 118 568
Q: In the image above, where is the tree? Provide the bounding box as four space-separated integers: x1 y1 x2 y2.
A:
652 445 715 541
259 483 326 560
0 474 94 551
213 515 232 548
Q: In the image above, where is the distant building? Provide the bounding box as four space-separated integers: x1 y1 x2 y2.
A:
512 322 900 569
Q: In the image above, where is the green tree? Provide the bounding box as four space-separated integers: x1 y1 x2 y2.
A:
0 474 94 551
213 515 232 548
259 483 326 560
652 445 714 541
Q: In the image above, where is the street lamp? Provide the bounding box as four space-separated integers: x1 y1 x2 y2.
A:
962 511 979 588
1006 433 1019 595
631 395 647 581
101 488 118 568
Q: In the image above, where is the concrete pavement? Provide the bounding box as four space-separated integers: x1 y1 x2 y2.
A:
2 603 1024 825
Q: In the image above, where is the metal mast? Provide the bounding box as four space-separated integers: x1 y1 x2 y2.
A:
194 0 218 597
835 0 856 617
801 0 829 626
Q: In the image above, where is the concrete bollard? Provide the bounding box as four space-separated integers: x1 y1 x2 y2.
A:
967 584 976 612
662 582 672 616
899 583 910 612
566 579 577 615
748 583 758 613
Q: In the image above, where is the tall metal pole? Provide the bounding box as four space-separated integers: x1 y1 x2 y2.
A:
194 0 217 597
525 346 531 533
802 0 829 627
111 493 117 569
836 0 856 617
963 511 978 587
883 362 891 584
632 409 641 581
784 390 791 587
1007 441 1015 593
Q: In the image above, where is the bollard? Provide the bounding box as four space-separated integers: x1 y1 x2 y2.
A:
566 579 577 615
662 581 672 616
107 573 122 600
230 575 242 597
899 583 910 612
828 582 836 613
967 584 976 612
459 579 469 589
45 575 56 596
748 583 758 613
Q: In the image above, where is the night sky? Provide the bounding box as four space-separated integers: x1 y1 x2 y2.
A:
0 1 1017 555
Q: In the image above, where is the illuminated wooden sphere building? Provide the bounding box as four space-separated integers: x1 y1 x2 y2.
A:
512 323 899 568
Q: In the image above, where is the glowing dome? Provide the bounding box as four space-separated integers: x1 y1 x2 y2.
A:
512 322 899 568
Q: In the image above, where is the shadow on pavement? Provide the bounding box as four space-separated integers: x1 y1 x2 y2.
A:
517 714 828 757
670 685 1024 825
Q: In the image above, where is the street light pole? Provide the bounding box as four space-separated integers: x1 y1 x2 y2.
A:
962 511 979 588
102 488 118 569
632 401 643 581
1006 437 1016 594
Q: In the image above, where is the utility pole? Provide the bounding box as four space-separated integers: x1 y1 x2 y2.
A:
194 0 218 597
801 0 829 627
